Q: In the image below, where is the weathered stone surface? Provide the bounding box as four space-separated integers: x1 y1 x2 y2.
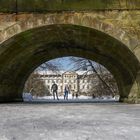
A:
0 0 140 12
0 11 140 59
0 7 140 102
0 24 140 103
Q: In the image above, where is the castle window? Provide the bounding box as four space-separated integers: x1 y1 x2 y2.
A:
83 85 85 89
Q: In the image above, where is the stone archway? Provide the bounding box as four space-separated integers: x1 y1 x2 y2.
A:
0 24 140 103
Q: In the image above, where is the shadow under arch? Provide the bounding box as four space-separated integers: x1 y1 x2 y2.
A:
0 24 140 103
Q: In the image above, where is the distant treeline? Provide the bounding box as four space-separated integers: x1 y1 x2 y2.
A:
0 0 140 12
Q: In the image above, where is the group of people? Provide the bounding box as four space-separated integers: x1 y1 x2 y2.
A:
51 82 78 100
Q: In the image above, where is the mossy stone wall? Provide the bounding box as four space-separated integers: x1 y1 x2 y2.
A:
0 0 140 12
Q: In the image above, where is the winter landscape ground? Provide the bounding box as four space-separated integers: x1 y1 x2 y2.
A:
0 102 140 140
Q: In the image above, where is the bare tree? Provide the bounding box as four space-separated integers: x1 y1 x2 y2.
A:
24 72 51 97
69 57 119 97
36 61 61 72
24 60 61 97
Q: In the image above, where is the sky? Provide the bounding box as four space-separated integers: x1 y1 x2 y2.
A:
40 56 76 71
36 56 107 72
49 57 75 70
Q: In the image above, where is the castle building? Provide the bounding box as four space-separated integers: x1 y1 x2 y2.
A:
38 71 97 95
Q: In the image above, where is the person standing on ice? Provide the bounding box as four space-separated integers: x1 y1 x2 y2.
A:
51 81 59 100
64 84 70 100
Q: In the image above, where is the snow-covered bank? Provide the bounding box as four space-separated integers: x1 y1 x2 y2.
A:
23 93 119 102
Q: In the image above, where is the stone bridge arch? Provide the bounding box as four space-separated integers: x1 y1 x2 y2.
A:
0 11 140 59
0 24 140 103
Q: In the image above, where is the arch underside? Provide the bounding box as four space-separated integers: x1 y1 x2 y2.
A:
0 24 140 103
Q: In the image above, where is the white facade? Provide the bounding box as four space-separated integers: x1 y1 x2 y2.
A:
38 71 97 95
62 71 78 93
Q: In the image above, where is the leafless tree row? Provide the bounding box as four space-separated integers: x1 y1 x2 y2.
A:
24 57 119 98
69 57 119 97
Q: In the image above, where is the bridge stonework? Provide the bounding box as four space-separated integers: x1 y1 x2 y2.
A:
0 10 140 103
0 11 140 58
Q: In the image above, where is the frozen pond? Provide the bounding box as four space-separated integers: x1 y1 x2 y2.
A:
0 103 140 140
